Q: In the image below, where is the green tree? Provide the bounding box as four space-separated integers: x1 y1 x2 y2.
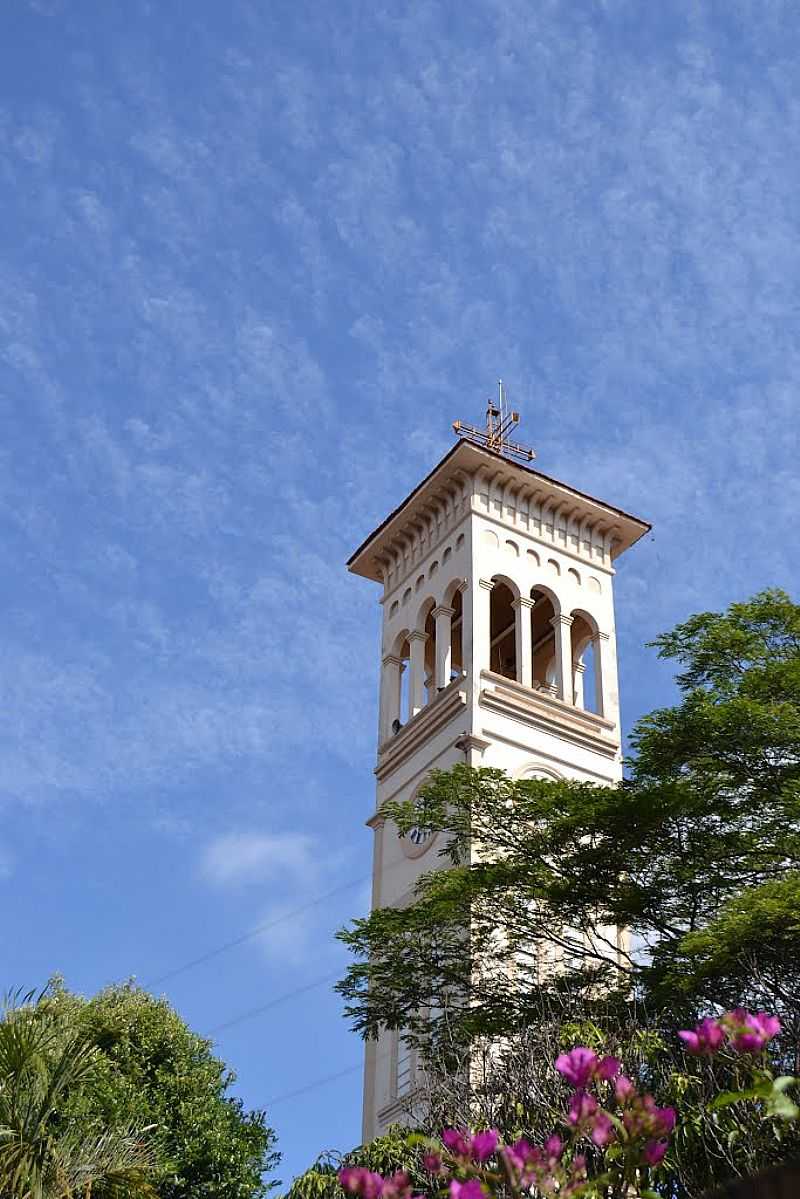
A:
283 1127 426 1199
0 989 155 1199
336 589 800 1041
331 591 800 1195
40 982 279 1199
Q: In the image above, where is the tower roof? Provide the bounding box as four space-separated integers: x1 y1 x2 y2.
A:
347 439 651 583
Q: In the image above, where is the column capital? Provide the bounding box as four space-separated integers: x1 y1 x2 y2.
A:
478 578 496 592
512 596 535 611
408 629 429 644
573 661 586 675
592 630 610 643
381 653 405 667
432 605 455 619
550 613 574 629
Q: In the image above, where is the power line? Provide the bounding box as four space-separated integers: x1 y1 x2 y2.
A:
206 969 342 1035
146 873 370 988
147 843 435 991
145 842 445 1042
265 1052 391 1108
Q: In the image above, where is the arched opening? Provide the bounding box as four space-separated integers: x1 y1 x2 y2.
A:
570 610 600 713
450 587 463 681
381 630 412 738
578 638 598 712
397 634 411 726
490 579 517 680
424 604 436 704
531 588 557 692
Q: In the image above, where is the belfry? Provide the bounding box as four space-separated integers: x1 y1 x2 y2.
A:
347 390 650 1142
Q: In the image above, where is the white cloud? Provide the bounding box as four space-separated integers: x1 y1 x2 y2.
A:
0 1 798 825
201 831 317 887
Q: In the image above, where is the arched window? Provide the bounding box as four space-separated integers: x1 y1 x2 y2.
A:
531 588 558 692
450 586 463 681
397 634 411 725
423 603 436 704
570 610 600 713
490 579 517 680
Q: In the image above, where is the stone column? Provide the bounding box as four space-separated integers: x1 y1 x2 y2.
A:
550 614 574 704
573 660 586 709
454 580 468 676
408 630 429 716
593 630 618 725
432 605 454 690
379 654 404 738
473 579 495 680
512 596 534 688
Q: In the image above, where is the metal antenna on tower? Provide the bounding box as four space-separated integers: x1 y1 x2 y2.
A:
452 381 536 463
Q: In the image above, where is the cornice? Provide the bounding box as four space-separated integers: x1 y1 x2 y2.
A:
348 441 650 585
375 679 468 781
478 671 619 760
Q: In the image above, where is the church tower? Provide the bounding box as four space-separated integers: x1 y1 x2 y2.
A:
347 393 650 1142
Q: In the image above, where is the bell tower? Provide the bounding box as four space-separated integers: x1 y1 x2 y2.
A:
347 391 650 1142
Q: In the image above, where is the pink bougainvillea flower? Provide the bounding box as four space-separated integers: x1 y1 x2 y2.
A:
623 1094 676 1142
502 1137 568 1191
441 1130 471 1158
724 1011 782 1050
679 1017 726 1056
568 1091 599 1126
567 1091 616 1148
469 1130 499 1163
590 1112 614 1147
555 1046 620 1089
615 1074 636 1102
556 1045 618 1093
502 1138 540 1180
380 1174 412 1199
502 1137 533 1169
723 1009 781 1054
544 1135 563 1160
556 1047 598 1088
448 1181 484 1199
756 1013 782 1039
339 1168 387 1199
642 1140 668 1167
422 1152 442 1174
595 1055 621 1081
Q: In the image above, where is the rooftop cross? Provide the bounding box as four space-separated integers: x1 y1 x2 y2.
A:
452 380 536 463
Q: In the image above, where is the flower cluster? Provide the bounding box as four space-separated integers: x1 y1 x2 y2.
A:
566 1091 614 1148
339 1168 418 1199
440 1129 499 1163
555 1047 620 1090
679 1009 781 1057
614 1076 676 1166
337 1010 783 1199
501 1135 587 1197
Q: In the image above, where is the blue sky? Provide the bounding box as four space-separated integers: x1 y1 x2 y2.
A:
2 0 799 1185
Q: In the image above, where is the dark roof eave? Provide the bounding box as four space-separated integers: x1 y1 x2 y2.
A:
347 439 651 570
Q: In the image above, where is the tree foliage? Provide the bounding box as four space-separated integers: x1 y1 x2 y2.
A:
336 590 800 1043
32 981 278 1199
283 1128 427 1199
0 988 156 1199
